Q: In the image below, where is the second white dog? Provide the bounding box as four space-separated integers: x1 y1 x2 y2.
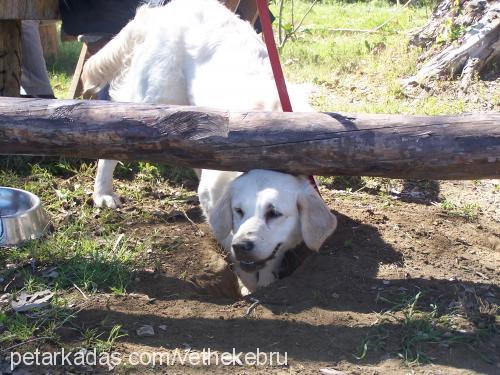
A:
82 0 337 293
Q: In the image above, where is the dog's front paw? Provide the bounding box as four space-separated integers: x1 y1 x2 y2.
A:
93 192 122 208
239 286 251 297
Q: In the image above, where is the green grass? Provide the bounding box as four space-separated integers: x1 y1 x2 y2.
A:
0 0 496 365
356 291 497 365
273 0 494 114
45 37 81 99
45 2 495 113
82 324 127 354
440 199 480 221
0 156 194 353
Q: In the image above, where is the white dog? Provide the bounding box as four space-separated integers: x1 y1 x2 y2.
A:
82 0 337 293
198 169 337 293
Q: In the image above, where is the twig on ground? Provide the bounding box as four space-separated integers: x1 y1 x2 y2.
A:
72 282 89 300
245 297 261 317
111 233 125 254
180 208 204 235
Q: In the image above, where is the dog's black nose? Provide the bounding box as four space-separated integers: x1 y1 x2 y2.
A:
232 240 254 253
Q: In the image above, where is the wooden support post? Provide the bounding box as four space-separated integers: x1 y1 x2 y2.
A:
0 98 499 180
68 43 88 99
0 0 59 97
0 20 22 97
238 1 259 26
222 0 241 12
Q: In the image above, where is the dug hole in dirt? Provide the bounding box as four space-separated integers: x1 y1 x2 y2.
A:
61 178 499 375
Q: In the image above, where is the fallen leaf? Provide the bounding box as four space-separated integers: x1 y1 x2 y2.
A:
11 290 54 312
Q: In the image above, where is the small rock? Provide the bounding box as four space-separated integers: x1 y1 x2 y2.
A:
136 325 155 337
158 325 167 331
320 369 346 375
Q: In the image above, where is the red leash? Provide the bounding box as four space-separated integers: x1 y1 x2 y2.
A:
255 0 320 194
256 0 292 112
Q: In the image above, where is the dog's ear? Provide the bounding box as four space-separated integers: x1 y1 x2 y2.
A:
208 186 233 248
298 183 337 251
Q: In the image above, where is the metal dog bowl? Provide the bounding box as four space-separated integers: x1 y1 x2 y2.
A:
0 187 50 247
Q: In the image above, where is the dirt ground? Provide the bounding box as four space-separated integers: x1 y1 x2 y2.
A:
12 176 496 375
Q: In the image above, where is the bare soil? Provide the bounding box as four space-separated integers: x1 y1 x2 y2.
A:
29 177 498 375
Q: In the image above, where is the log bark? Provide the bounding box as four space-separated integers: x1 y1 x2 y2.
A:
0 0 59 20
406 0 499 88
0 97 499 180
0 20 22 97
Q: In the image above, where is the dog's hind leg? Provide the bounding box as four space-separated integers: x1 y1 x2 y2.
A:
93 159 121 208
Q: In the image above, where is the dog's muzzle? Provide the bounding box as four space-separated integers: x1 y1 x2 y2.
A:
234 242 282 273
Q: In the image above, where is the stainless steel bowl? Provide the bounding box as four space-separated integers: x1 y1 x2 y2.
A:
0 187 50 247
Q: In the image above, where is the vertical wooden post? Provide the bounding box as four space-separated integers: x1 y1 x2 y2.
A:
222 0 241 12
68 43 89 99
0 20 21 97
238 1 259 26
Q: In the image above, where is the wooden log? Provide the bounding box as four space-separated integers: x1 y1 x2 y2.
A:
0 20 22 97
406 1 500 88
0 0 59 20
0 98 499 180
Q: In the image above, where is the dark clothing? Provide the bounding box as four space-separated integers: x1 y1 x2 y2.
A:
59 0 269 36
59 0 166 36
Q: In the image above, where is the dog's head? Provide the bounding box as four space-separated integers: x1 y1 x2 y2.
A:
210 170 337 274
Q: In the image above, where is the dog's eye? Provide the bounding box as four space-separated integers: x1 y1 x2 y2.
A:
234 208 244 217
266 208 282 220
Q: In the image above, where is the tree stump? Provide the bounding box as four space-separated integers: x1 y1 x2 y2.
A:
0 20 22 97
405 0 499 89
0 0 59 97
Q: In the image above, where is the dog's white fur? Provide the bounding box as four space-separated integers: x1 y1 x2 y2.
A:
198 169 337 293
82 0 337 293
